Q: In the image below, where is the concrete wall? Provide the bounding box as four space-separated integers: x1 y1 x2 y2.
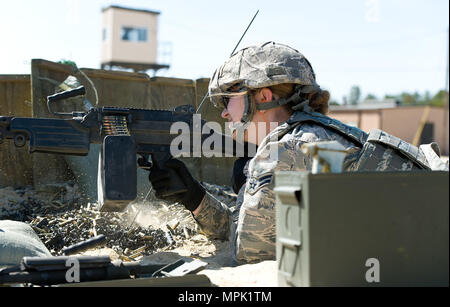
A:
0 75 33 187
101 7 158 65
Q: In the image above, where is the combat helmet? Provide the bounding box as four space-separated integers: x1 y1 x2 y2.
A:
209 41 321 125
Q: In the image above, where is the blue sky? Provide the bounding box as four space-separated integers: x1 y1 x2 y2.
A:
0 0 448 103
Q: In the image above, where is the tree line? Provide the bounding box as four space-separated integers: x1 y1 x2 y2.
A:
331 86 449 107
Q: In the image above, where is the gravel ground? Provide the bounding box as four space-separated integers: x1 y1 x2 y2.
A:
0 182 281 287
0 182 237 261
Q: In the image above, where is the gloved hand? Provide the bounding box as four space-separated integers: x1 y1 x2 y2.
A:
149 159 205 212
232 157 251 194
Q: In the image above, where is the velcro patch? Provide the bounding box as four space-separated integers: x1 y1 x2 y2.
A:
246 174 273 195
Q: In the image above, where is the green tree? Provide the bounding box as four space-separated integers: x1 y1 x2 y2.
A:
429 90 448 107
423 90 431 104
342 96 348 105
384 94 397 100
364 93 378 101
400 92 417 105
348 86 361 105
58 59 78 69
383 90 448 106
329 100 340 106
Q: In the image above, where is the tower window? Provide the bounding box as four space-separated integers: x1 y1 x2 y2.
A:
121 27 148 42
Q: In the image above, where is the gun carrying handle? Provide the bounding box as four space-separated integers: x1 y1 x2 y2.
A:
47 86 86 117
151 152 188 198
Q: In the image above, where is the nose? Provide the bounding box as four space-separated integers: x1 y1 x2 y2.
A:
221 108 229 119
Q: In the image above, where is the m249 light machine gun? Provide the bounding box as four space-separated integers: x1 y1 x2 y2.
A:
0 86 240 212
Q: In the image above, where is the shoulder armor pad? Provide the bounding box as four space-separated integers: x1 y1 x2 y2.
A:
367 129 430 169
287 111 368 146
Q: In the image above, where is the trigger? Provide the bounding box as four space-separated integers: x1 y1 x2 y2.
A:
137 154 153 170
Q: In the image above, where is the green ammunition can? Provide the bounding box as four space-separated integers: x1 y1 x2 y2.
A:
275 171 449 287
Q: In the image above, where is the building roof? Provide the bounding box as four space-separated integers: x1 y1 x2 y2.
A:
102 5 160 15
330 99 400 112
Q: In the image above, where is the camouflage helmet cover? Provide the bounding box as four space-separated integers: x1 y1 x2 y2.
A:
208 41 318 106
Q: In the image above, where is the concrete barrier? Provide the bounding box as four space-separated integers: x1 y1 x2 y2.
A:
0 75 33 187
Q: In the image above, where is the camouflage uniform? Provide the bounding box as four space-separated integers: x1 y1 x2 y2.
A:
194 111 361 264
196 41 350 264
194 41 448 265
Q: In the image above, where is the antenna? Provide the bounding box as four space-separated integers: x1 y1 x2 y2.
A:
196 10 260 114
230 10 260 57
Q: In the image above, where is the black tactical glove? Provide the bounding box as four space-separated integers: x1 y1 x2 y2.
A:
149 159 205 212
232 157 251 194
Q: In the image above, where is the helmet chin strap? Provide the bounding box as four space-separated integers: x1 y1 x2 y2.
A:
240 94 254 125
254 84 321 112
238 93 274 129
237 83 321 129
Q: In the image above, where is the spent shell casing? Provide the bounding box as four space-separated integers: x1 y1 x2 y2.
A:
183 226 190 239
165 230 175 246
62 234 107 255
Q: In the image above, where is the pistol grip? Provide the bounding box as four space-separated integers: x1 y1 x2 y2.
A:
160 168 189 198
151 153 188 198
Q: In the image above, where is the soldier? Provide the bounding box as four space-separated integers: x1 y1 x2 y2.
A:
149 41 364 265
149 41 448 265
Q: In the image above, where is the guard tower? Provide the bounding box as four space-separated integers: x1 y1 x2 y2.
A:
101 5 169 74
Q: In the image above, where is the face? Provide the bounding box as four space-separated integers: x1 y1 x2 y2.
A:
220 94 266 144
221 95 245 125
220 95 248 142
218 88 289 145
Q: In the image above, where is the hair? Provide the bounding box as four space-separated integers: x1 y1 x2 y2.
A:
268 83 330 115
